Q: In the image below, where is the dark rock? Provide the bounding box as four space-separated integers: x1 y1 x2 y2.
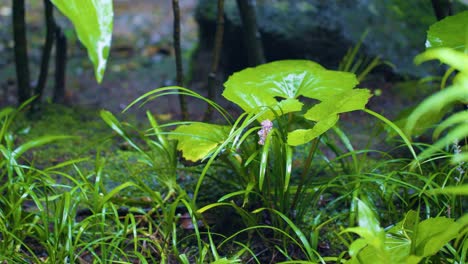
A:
194 0 465 79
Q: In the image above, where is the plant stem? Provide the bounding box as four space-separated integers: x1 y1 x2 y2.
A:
236 0 265 66
431 0 452 21
12 0 31 104
172 0 189 120
291 137 320 213
53 26 67 103
203 0 225 121
34 0 55 104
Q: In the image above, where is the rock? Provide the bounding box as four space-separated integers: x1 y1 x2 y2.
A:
194 0 464 78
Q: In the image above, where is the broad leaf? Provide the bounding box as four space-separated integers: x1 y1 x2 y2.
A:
223 60 359 121
426 11 468 52
303 89 372 121
51 0 113 82
168 123 230 162
223 60 370 145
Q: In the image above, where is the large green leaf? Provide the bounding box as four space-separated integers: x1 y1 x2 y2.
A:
287 89 371 145
168 123 230 162
51 0 113 82
426 11 468 53
223 60 359 120
223 60 369 145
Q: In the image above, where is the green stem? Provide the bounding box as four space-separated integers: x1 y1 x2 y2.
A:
290 137 320 213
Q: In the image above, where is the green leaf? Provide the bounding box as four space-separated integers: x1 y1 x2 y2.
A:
414 217 460 257
168 123 230 162
343 199 385 251
432 110 468 139
405 83 468 136
222 60 358 120
426 11 468 52
13 135 73 159
428 185 468 195
51 0 113 82
287 115 339 146
303 89 372 121
415 48 468 72
356 199 382 237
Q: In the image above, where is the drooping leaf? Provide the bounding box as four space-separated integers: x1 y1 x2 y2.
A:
168 123 230 162
51 0 113 82
405 82 468 136
415 48 468 72
222 60 359 121
426 11 468 52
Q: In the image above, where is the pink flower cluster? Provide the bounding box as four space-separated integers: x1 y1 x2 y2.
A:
258 119 273 145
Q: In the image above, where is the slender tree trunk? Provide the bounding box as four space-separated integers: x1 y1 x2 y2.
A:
53 27 67 104
236 0 265 66
172 0 189 120
34 0 55 104
431 0 452 20
12 0 31 104
203 0 225 121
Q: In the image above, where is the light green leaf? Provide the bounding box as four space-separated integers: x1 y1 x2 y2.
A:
415 48 468 72
405 83 468 136
426 11 468 52
304 89 372 121
356 199 383 237
415 217 460 257
223 60 359 120
428 185 468 195
168 123 230 162
13 135 74 159
51 0 113 82
433 110 468 139
287 115 339 146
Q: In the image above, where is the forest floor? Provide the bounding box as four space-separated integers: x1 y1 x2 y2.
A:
0 0 436 180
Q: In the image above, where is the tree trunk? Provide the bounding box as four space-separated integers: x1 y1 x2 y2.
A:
203 0 225 121
53 27 67 104
236 0 265 66
12 0 31 104
35 0 56 104
431 0 452 21
172 0 189 120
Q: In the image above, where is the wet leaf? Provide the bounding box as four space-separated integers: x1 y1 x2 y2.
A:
51 0 113 82
168 123 230 162
223 60 370 145
223 60 359 121
426 11 468 52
